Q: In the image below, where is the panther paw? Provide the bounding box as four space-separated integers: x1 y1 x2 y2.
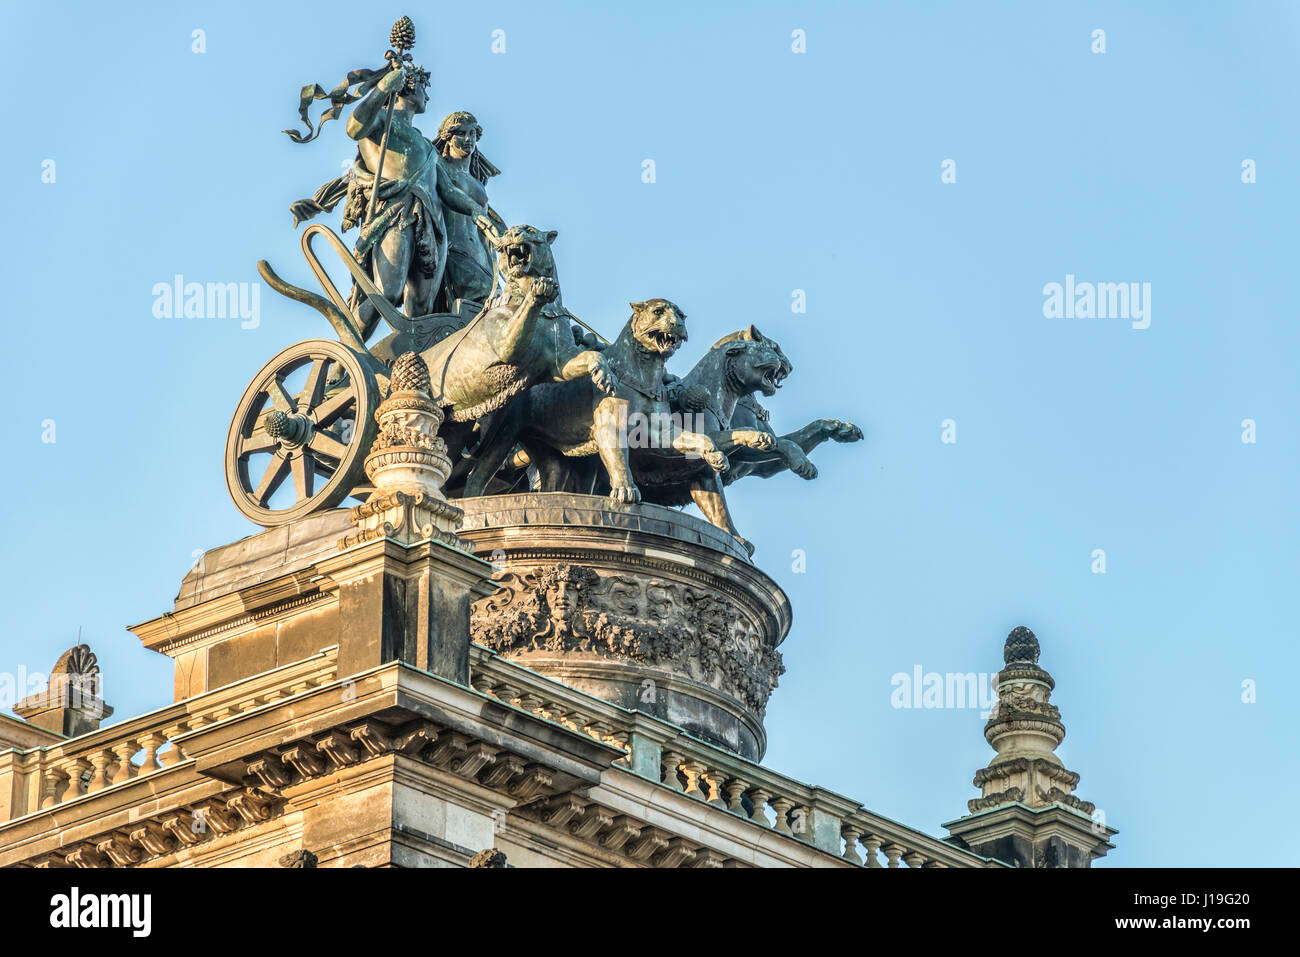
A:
528 276 559 303
590 358 616 395
609 484 642 504
830 420 863 442
792 457 818 479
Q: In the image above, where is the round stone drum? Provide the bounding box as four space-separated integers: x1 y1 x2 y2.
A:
460 493 791 760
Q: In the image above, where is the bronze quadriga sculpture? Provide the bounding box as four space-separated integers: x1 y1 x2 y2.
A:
224 16 860 556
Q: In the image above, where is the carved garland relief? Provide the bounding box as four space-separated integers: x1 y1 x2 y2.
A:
470 563 784 715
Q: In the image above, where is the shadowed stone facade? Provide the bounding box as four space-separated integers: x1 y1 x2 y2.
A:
0 505 1114 868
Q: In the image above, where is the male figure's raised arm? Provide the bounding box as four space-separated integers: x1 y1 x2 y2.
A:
346 68 405 141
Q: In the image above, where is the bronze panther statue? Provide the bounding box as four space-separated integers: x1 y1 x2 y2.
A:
671 327 863 484
420 225 612 425
465 300 774 556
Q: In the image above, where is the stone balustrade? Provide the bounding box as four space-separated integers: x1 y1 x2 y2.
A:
839 810 980 868
468 645 1002 868
0 649 338 823
3 641 1004 867
468 648 633 761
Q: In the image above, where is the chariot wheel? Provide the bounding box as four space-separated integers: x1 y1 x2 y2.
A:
224 338 380 526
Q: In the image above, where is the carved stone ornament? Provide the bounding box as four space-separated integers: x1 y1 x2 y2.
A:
459 494 791 759
14 643 114 735
987 689 1062 723
279 849 319 868
965 627 1099 817
467 848 508 868
472 562 784 718
340 352 470 551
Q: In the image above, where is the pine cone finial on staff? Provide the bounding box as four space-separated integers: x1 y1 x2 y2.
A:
390 16 416 52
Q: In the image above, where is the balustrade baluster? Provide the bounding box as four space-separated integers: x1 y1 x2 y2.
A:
724 779 749 814
701 768 728 807
680 760 707 800
841 824 864 863
110 741 140 785
861 833 883 868
86 751 114 792
770 796 795 835
746 787 773 827
40 766 70 809
138 732 167 774
661 751 686 791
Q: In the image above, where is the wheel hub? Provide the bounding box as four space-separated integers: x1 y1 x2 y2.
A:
264 410 314 449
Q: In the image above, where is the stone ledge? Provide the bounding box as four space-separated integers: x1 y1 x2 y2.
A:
459 493 751 562
175 509 353 612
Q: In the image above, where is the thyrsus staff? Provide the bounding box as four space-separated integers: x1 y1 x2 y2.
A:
285 16 503 340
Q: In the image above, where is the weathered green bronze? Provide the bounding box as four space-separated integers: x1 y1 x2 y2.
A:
364 17 417 227
226 15 861 556
672 329 862 485
284 19 501 337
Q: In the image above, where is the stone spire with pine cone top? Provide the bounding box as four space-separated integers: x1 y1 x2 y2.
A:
943 626 1117 868
971 627 1080 814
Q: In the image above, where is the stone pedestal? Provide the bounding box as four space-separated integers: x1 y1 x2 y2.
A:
134 352 497 694
460 493 791 761
131 509 495 696
318 537 494 684
13 645 113 739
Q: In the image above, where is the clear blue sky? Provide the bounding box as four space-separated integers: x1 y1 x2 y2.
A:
2 1 1296 866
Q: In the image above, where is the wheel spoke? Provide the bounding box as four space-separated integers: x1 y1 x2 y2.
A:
267 378 295 413
302 357 330 410
252 456 290 505
292 454 313 501
310 452 337 477
309 430 350 461
239 429 277 456
313 389 355 427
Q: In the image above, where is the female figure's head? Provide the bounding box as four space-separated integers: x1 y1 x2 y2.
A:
435 111 500 183
437 111 480 157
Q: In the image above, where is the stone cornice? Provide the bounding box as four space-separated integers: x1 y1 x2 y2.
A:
1 653 998 869
943 801 1118 857
129 584 332 656
469 646 995 868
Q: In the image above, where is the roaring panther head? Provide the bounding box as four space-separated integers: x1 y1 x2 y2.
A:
712 325 790 397
490 225 558 282
628 299 688 357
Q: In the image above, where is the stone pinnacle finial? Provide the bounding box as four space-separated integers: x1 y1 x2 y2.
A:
982 626 1064 770
944 624 1117 867
340 352 469 552
390 350 431 395
1003 625 1039 665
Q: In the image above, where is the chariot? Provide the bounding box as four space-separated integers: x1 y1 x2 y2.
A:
223 224 480 526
